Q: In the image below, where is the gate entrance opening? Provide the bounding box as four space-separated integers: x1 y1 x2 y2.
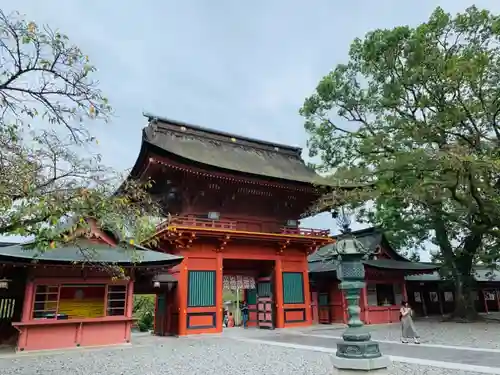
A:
222 259 275 329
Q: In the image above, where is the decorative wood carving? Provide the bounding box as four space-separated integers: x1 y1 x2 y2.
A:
276 240 291 255
215 235 231 252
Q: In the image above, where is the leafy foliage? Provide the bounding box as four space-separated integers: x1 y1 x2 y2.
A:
133 295 155 332
0 10 160 253
301 6 500 319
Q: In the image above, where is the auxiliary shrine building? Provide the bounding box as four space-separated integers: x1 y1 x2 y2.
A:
0 220 182 352
308 228 438 325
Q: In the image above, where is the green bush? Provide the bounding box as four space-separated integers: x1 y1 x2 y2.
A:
138 311 154 332
134 295 155 332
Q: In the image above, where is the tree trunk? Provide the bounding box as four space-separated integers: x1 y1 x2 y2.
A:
451 272 478 321
430 207 482 322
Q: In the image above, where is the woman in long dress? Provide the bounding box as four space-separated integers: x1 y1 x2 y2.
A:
400 301 420 344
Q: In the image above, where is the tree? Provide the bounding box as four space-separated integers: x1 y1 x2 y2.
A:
301 6 500 320
0 10 160 253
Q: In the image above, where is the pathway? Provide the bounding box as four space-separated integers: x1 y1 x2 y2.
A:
1 323 499 374
300 318 500 349
235 332 500 369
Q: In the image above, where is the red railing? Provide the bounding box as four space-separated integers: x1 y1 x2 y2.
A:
279 227 330 237
156 216 330 237
157 216 237 231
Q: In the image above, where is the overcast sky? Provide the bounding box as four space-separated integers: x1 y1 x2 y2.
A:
2 1 498 258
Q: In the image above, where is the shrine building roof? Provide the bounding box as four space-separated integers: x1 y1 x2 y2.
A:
0 240 183 268
308 227 439 275
308 227 408 263
308 258 438 274
406 267 500 283
135 113 351 187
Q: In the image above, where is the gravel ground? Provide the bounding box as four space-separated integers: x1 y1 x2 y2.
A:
367 320 500 349
306 319 500 349
0 335 490 375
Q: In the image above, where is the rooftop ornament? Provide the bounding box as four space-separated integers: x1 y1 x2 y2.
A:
326 209 390 373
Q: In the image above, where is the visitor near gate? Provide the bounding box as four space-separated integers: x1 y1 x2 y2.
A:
223 308 228 328
400 300 420 344
240 301 249 328
227 312 235 327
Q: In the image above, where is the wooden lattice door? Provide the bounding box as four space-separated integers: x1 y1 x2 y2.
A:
256 276 274 329
154 293 166 336
0 294 19 345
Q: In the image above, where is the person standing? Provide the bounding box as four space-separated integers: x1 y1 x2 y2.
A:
240 301 249 329
223 307 228 328
400 301 420 344
227 312 235 328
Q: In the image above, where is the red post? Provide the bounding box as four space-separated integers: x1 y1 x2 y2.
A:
177 257 189 336
125 280 134 343
274 258 284 328
215 252 223 333
126 279 134 317
153 294 159 334
483 289 489 314
302 262 312 325
402 282 408 301
328 284 337 323
361 286 368 324
18 278 35 351
21 280 35 322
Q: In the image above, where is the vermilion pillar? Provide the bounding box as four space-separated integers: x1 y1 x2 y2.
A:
126 279 134 317
177 258 188 336
125 278 134 343
361 286 368 324
21 279 34 322
402 282 408 301
302 262 312 325
18 278 35 351
215 252 223 333
153 294 159 334
274 258 284 328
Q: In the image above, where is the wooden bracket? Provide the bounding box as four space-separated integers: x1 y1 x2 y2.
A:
305 241 319 255
276 239 291 255
173 231 197 249
215 235 231 252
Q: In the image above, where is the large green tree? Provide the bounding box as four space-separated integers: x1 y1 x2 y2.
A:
0 10 160 253
301 6 500 320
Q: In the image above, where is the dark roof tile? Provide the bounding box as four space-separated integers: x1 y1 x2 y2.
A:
143 114 341 186
0 240 182 267
309 258 439 275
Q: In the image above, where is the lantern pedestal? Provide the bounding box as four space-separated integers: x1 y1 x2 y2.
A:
332 279 390 373
324 222 391 373
332 357 390 374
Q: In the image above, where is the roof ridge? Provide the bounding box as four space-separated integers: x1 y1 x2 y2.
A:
143 112 303 156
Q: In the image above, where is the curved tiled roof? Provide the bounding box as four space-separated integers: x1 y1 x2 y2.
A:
406 267 500 282
140 113 348 187
309 227 439 275
0 240 182 267
309 258 438 274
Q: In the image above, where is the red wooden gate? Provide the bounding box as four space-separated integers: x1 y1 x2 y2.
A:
257 296 274 329
311 291 319 324
318 292 331 324
256 276 274 329
154 293 166 336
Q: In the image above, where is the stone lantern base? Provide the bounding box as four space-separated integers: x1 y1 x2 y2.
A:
332 354 391 374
